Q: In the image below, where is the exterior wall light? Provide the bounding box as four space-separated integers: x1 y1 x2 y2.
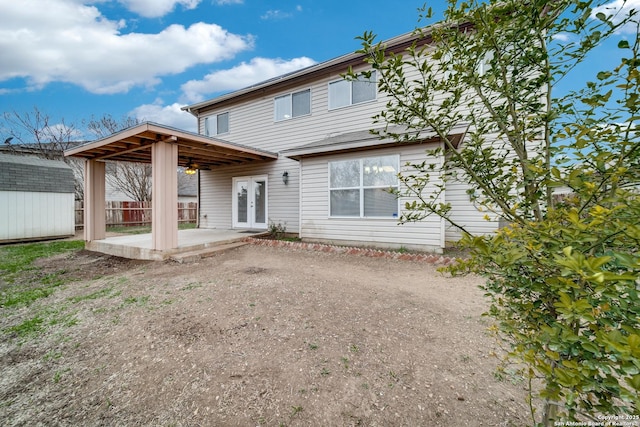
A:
282 171 289 185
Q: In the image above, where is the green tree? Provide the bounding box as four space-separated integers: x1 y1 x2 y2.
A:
354 0 639 424
2 107 85 199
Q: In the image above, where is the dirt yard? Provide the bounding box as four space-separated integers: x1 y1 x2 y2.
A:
1 243 532 426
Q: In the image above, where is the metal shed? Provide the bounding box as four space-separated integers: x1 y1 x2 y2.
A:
0 153 75 242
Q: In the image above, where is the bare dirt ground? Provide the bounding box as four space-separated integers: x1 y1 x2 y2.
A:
1 243 532 426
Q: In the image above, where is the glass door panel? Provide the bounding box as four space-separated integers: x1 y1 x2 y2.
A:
253 179 266 226
234 179 248 227
232 176 267 229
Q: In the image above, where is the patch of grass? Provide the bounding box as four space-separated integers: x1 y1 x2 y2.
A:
0 241 83 309
44 350 63 361
2 286 57 308
0 240 84 278
308 342 319 350
341 357 350 369
181 282 202 291
53 368 71 384
8 316 45 337
320 367 330 377
120 295 150 308
107 223 196 235
6 304 80 340
69 287 114 303
106 225 151 234
48 311 78 328
2 270 71 309
290 405 303 417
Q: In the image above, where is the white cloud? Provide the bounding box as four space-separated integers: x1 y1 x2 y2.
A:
592 0 640 33
260 10 293 21
552 33 571 42
215 0 243 4
261 10 292 20
118 0 201 18
181 56 317 103
260 5 303 21
0 0 254 94
130 100 197 132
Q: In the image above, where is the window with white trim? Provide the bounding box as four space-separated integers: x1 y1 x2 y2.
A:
274 89 311 121
328 71 377 110
204 112 229 136
329 154 399 218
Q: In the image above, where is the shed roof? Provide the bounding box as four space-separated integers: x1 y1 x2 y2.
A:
0 153 74 193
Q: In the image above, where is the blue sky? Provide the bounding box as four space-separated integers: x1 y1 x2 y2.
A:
0 0 636 139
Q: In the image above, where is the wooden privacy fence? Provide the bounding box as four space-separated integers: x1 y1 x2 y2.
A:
75 201 197 228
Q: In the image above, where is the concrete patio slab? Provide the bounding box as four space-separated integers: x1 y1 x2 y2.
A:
85 228 268 261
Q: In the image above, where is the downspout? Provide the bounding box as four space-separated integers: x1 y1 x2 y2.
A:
196 170 201 228
440 140 446 251
196 113 201 229
298 159 303 239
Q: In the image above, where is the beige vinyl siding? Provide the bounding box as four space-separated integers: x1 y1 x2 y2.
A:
443 132 507 242
299 145 445 252
196 61 506 243
198 68 385 153
199 157 300 231
444 178 500 243
197 66 387 232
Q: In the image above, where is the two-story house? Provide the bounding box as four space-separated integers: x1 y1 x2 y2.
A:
181 29 495 253
67 27 498 257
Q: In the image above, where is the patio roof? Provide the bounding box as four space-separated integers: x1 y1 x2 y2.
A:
64 122 278 168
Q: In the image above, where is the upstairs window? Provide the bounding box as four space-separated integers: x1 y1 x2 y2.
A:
328 71 377 110
204 112 229 136
274 89 311 121
329 154 399 218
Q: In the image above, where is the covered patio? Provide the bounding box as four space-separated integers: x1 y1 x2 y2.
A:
65 122 277 260
88 228 267 261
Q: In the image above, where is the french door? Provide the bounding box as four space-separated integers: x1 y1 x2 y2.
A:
232 176 267 229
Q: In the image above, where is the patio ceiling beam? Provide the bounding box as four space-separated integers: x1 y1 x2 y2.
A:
176 145 249 163
93 135 176 162
175 142 270 162
177 157 237 168
109 153 152 163
93 141 154 161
